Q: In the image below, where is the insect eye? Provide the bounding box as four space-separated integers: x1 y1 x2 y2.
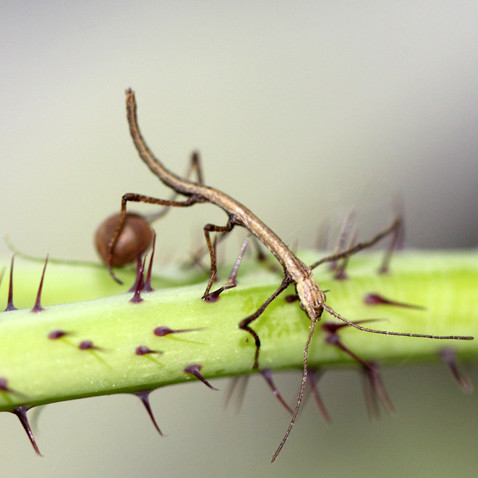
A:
95 212 153 266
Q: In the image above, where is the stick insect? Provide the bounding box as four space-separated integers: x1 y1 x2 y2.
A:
107 89 473 461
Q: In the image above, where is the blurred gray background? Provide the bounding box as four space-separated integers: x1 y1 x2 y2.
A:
0 1 477 477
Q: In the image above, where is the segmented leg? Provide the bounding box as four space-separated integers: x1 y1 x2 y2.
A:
201 216 236 298
310 217 402 270
238 277 292 369
107 192 202 283
145 151 205 224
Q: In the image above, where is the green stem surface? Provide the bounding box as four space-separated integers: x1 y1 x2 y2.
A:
0 250 476 412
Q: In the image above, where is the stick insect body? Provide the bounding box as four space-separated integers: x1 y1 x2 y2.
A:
108 89 473 461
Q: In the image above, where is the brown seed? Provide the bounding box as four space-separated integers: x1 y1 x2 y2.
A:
95 212 153 266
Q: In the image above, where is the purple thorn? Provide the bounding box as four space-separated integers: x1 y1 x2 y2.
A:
202 284 236 303
143 231 156 292
135 345 163 356
253 239 267 263
333 227 358 280
379 211 404 275
12 406 42 456
284 294 299 303
323 321 382 369
0 377 10 392
440 348 473 394
48 329 68 340
307 369 331 424
78 340 101 351
0 377 27 399
31 254 49 313
130 255 146 303
153 326 204 337
329 208 356 271
223 376 250 412
260 369 293 415
4 255 17 311
128 254 144 293
364 293 425 310
184 364 218 390
361 361 394 418
135 390 163 436
225 236 249 286
333 266 347 280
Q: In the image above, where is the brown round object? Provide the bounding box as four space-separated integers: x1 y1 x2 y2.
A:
95 212 153 266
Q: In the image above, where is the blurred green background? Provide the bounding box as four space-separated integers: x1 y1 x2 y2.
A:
0 2 477 477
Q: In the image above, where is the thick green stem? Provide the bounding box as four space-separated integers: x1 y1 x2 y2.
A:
0 250 476 412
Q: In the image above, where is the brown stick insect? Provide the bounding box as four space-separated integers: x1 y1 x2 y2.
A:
106 89 473 461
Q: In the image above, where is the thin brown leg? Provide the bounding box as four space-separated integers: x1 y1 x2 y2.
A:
238 277 292 369
309 217 402 271
145 151 205 224
107 192 201 283
201 216 236 298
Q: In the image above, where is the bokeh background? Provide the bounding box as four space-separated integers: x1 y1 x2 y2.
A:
0 2 477 477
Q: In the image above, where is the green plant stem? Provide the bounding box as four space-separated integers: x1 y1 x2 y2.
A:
0 250 476 412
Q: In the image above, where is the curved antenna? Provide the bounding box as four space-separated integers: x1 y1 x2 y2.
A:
271 314 318 462
323 304 473 341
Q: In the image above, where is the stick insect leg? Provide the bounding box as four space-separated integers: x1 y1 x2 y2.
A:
238 277 292 369
201 216 237 298
145 151 205 224
203 236 250 302
107 192 200 283
186 229 232 269
309 217 402 270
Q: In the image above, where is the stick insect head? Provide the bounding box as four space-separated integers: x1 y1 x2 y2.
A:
295 277 326 321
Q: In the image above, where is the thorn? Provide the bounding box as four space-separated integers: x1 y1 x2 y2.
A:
48 330 69 340
323 320 382 369
78 340 102 351
4 255 17 311
251 237 267 263
143 231 156 292
128 254 144 293
135 345 163 356
361 361 395 418
202 284 236 303
306 369 331 424
0 377 27 399
333 227 358 280
135 390 163 436
329 208 356 271
315 219 330 251
225 236 249 285
184 364 218 390
440 348 473 394
130 255 146 303
284 294 299 303
364 293 425 310
153 326 204 337
31 255 49 313
223 376 249 413
0 377 10 392
379 211 404 274
12 406 42 456
260 369 293 415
